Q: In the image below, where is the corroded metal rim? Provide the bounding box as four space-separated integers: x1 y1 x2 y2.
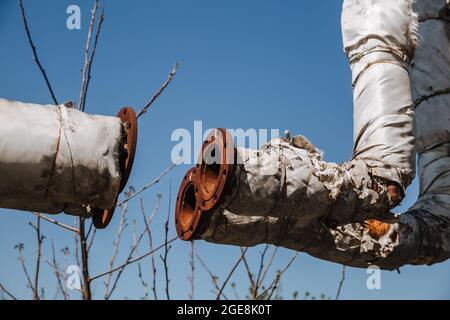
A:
92 107 138 229
195 128 235 211
175 167 203 240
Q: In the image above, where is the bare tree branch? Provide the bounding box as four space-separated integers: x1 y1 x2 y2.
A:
78 0 99 110
30 212 79 234
18 0 58 105
104 200 129 298
258 246 278 288
117 161 179 206
216 248 248 300
196 254 226 299
240 247 255 292
160 182 172 300
335 265 346 300
139 196 161 300
257 253 298 300
30 213 43 300
15 244 34 295
48 240 68 300
90 236 178 282
80 7 104 111
188 241 195 300
87 229 97 253
78 217 92 300
105 194 153 299
132 219 149 299
137 63 179 119
0 283 17 300
252 244 269 299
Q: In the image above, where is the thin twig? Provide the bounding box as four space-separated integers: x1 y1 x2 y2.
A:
17 248 35 295
78 217 92 300
19 0 58 104
73 232 81 272
188 241 195 300
80 8 104 111
87 229 97 253
104 200 129 298
256 252 298 300
132 219 149 299
137 63 179 118
252 245 269 299
117 162 179 206
105 191 154 299
160 182 172 300
240 247 255 291
78 0 98 110
139 196 161 300
90 236 178 282
258 246 279 287
335 265 346 300
50 240 68 300
216 248 248 300
30 212 79 233
196 254 225 299
31 213 43 300
0 283 17 300
106 224 156 299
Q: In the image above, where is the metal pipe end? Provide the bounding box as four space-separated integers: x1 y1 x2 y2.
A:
175 168 204 240
92 106 138 229
195 128 236 211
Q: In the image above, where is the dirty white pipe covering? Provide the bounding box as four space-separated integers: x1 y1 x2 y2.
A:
198 0 417 230
0 99 123 216
196 0 450 268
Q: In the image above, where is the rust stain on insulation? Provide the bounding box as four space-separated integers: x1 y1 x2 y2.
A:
366 219 391 239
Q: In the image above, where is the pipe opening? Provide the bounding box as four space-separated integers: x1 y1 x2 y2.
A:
180 183 197 229
200 145 221 196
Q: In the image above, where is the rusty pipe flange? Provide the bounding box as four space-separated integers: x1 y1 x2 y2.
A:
195 128 236 211
117 107 138 193
175 167 204 241
92 107 138 229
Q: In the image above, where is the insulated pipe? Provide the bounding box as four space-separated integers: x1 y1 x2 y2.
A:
175 0 416 246
177 0 418 230
175 0 450 269
0 99 138 228
292 0 450 267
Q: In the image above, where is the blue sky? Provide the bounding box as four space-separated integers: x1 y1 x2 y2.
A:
0 0 448 300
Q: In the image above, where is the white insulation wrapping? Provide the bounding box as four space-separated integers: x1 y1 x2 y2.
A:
342 0 417 188
196 0 450 269
0 99 123 216
197 0 417 232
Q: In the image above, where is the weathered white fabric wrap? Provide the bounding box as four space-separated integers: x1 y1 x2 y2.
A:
342 0 417 188
198 0 450 269
0 99 122 216
199 0 418 239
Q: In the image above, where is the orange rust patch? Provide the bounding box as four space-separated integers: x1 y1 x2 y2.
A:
366 219 391 239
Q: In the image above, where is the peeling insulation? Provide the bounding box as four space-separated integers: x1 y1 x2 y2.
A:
191 0 450 269
196 0 417 234
0 99 123 216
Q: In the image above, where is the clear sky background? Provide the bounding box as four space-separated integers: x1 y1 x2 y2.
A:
0 0 448 300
